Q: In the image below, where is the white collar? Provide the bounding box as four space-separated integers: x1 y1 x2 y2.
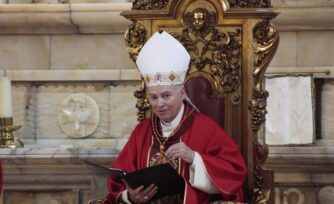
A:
160 104 184 138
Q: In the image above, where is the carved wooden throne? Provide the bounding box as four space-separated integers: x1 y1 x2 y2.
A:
120 0 279 203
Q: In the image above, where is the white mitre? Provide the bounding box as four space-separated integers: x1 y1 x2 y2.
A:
136 31 191 87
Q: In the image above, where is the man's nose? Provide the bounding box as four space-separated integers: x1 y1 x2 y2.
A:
156 97 165 107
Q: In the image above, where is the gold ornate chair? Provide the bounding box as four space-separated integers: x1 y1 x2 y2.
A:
89 0 279 203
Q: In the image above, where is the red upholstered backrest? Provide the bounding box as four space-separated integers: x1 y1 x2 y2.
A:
185 76 225 128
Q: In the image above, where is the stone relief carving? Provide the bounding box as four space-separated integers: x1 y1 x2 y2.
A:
283 188 305 204
58 93 100 138
173 7 242 103
318 186 334 204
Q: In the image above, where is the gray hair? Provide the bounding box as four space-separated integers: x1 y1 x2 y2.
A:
177 85 200 112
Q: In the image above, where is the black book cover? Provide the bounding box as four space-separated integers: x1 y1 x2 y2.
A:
84 160 185 201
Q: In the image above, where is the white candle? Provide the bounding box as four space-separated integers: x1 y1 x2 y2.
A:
0 71 13 118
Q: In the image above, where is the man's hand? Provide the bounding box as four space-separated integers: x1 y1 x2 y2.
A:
122 179 157 204
165 142 195 164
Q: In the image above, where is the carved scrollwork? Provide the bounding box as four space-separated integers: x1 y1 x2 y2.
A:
250 19 279 204
249 19 279 132
133 0 169 10
124 23 147 63
124 23 149 120
134 80 151 121
228 0 271 8
173 8 242 103
253 143 270 204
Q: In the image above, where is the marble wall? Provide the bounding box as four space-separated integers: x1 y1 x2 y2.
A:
10 82 139 149
0 34 135 70
0 0 333 204
265 1 334 203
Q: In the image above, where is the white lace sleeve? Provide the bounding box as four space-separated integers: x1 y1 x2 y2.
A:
189 152 219 194
121 189 132 204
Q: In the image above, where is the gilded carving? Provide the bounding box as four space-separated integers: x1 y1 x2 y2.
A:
134 80 151 121
174 8 242 103
249 20 279 132
124 23 147 62
253 143 270 204
228 0 271 8
125 23 150 121
87 200 104 204
250 19 279 204
133 0 169 10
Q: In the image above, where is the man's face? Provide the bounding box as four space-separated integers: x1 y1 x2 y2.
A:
148 85 185 123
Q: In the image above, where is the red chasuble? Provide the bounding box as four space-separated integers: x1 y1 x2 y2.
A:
105 106 247 204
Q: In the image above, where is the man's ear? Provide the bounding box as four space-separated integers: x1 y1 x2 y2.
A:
180 87 186 99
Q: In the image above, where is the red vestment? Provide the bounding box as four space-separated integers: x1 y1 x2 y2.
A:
105 109 247 204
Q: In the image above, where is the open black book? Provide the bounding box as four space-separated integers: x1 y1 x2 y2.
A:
84 160 185 201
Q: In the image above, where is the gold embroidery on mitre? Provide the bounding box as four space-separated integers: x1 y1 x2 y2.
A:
144 71 186 86
168 72 176 81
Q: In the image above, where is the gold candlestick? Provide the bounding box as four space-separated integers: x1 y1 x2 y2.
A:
0 117 23 148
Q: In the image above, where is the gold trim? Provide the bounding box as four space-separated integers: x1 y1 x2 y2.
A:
147 133 155 167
